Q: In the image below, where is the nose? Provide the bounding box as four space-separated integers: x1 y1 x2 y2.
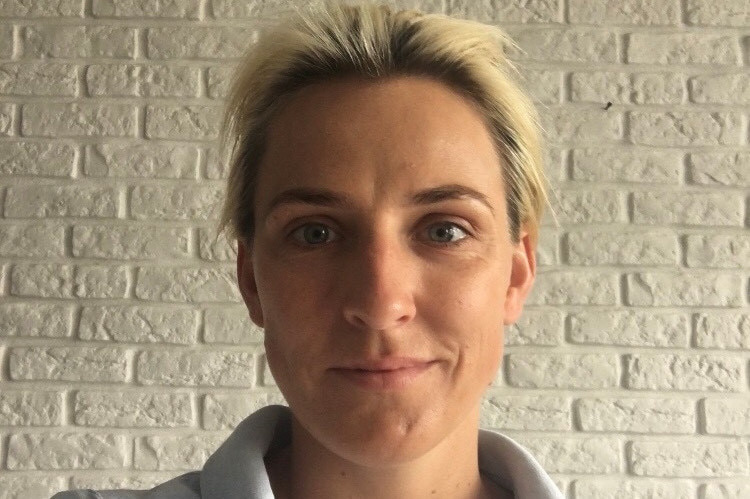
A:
342 235 417 331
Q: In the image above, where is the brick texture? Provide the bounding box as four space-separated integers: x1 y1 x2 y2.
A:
1 0 748 491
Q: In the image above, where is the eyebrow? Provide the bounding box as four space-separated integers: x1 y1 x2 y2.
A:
266 187 351 215
265 184 495 216
411 184 495 214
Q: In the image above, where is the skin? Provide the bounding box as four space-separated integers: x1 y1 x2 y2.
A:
237 76 536 499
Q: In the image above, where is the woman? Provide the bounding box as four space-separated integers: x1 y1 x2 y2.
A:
54 3 560 498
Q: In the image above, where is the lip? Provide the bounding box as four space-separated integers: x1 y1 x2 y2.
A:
330 357 437 390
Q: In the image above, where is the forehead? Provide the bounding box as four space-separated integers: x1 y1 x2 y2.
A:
254 76 505 209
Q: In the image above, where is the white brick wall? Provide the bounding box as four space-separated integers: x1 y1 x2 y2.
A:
0 1 748 498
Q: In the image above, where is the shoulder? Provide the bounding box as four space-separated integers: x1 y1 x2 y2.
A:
50 472 201 499
478 429 564 499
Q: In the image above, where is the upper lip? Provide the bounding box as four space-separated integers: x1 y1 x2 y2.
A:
333 357 434 371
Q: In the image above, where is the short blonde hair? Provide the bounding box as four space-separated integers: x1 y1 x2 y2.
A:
219 2 547 245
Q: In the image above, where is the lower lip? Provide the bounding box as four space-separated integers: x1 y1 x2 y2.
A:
330 363 435 390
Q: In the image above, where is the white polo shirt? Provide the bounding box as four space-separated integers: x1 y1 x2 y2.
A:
52 405 563 499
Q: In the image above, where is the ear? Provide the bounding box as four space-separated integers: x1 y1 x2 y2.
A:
237 239 265 328
503 231 536 325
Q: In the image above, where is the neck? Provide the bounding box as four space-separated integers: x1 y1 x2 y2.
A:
266 409 505 499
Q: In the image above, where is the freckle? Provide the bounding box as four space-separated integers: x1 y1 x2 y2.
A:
340 471 346 477
431 490 437 495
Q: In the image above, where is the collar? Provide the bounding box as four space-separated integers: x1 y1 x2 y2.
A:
201 405 562 499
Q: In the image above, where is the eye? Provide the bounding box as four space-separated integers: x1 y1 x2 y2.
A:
291 223 338 245
426 222 468 244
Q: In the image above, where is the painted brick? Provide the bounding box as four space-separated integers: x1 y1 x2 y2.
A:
527 270 618 305
146 27 254 59
0 141 76 177
10 263 73 298
481 395 571 431
79 305 198 344
0 0 82 16
0 477 67 499
695 313 750 350
569 0 679 25
5 184 118 218
630 112 742 146
0 302 73 338
0 223 65 257
571 148 681 183
625 354 745 392
629 441 749 477
703 484 750 499
0 62 78 96
541 107 623 144
507 28 618 63
686 234 750 268
518 437 621 474
567 230 677 266
22 26 135 58
74 391 194 427
202 392 286 430
626 272 743 307
135 266 238 303
211 0 445 18
577 397 695 433
0 25 10 58
535 229 558 266
689 152 750 187
685 0 750 27
73 224 191 259
135 434 226 470
204 306 263 344
130 184 222 221
86 64 200 97
7 433 127 470
628 33 739 65
260 355 276 387
137 350 255 386
690 74 750 104
205 147 230 180
22 103 137 138
703 398 750 436
0 103 13 135
73 264 129 299
632 191 744 226
206 65 234 99
9 346 128 382
86 143 197 179
572 479 694 499
447 0 558 23
505 309 563 346
199 228 235 261
570 71 630 103
92 0 201 18
552 189 625 224
632 72 685 104
145 105 221 140
569 310 688 347
507 353 619 389
0 390 63 425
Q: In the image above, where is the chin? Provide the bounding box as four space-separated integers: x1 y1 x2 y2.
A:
297 398 457 467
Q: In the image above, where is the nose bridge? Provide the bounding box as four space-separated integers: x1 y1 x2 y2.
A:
343 225 416 330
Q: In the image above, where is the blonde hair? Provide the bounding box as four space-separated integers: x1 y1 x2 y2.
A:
219 2 547 245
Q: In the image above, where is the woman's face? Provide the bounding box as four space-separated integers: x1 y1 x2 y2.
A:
237 76 535 466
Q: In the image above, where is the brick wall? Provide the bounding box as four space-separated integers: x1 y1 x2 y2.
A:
0 1 748 498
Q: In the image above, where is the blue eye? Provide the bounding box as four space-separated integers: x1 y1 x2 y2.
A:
291 223 338 245
427 222 468 243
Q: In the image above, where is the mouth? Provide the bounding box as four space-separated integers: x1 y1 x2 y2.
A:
329 358 438 390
